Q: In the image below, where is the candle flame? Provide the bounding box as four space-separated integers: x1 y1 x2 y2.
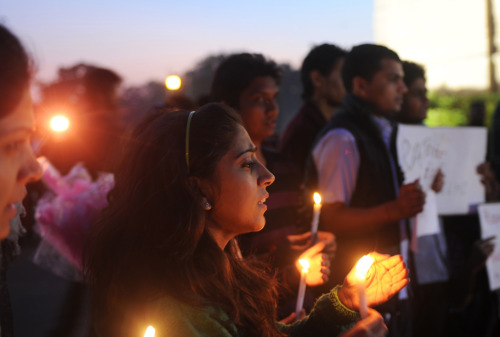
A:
313 192 321 205
355 254 375 280
144 326 155 337
298 258 310 272
50 115 70 132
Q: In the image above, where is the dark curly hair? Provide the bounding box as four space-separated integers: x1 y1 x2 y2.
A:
210 53 282 109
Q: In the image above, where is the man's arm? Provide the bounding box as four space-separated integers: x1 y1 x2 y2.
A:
320 181 425 236
313 129 425 236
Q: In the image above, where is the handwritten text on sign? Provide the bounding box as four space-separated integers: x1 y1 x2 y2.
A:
397 125 486 215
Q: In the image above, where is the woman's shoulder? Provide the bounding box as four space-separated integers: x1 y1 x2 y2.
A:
148 295 240 337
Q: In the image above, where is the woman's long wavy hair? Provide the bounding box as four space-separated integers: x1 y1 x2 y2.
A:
84 103 283 336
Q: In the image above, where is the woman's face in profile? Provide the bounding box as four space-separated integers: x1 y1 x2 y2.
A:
202 125 275 248
0 87 42 238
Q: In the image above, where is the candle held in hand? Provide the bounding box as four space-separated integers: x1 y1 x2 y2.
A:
354 254 375 319
144 326 155 337
295 258 310 317
310 193 322 245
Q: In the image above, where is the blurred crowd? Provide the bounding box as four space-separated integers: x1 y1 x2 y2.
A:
2 23 500 337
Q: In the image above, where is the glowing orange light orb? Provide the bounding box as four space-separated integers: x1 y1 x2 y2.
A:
50 115 70 132
165 75 181 90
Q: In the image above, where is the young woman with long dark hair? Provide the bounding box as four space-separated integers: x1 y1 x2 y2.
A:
85 103 408 337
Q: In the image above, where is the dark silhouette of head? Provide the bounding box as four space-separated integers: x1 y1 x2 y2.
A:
163 93 197 111
301 43 347 100
83 66 122 113
210 53 282 109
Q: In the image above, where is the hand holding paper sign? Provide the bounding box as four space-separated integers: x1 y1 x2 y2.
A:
477 162 500 202
469 236 496 273
396 125 487 215
478 204 500 292
393 179 426 218
431 169 445 193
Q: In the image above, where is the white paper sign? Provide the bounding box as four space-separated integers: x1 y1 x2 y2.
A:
397 125 486 216
477 203 500 291
416 191 439 237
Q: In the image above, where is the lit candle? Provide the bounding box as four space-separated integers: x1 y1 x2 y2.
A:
310 192 322 245
144 325 155 337
295 258 310 317
354 254 375 319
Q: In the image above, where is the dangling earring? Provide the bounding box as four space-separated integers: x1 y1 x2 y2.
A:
204 201 212 211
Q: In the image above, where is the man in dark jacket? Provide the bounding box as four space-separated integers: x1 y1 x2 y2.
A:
310 44 426 337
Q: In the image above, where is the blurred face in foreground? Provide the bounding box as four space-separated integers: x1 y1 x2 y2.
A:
0 87 42 238
202 125 275 248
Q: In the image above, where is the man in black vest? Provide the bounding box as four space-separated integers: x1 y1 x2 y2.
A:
310 44 425 337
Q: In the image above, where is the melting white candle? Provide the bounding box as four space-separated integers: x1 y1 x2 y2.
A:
310 193 322 244
354 254 375 319
295 258 310 317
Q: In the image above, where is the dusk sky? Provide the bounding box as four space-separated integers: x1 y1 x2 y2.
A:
1 0 373 86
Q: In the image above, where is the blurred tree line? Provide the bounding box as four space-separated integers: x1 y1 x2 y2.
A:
34 55 500 174
426 90 500 127
32 54 302 178
107 53 301 136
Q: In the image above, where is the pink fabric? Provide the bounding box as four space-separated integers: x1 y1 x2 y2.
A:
35 157 114 269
